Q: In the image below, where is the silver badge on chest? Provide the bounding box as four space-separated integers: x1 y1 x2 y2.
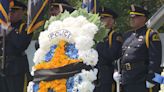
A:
138 36 144 41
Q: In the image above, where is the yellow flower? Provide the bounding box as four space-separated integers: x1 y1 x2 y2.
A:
38 79 67 92
34 40 81 92
34 40 81 70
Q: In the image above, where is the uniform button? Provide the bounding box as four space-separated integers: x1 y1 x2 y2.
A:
128 46 130 49
150 61 154 64
125 54 128 56
148 70 153 74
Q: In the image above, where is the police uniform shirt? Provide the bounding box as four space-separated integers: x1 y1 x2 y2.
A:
121 25 162 84
4 20 33 75
96 29 122 84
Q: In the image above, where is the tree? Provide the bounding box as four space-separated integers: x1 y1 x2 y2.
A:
96 0 163 32
69 0 163 32
19 0 164 36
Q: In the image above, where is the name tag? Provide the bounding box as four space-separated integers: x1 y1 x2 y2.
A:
138 36 144 41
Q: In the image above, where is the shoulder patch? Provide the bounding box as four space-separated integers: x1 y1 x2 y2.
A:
152 33 160 41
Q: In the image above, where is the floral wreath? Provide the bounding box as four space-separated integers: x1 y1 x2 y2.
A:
27 9 108 92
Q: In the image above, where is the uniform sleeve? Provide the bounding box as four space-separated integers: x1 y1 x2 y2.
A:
147 31 162 83
96 32 123 62
111 33 123 60
104 32 123 60
35 40 39 50
9 25 33 52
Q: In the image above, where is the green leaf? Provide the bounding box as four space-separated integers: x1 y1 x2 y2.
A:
94 25 109 43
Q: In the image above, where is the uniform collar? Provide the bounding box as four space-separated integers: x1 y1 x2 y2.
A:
134 25 147 34
107 28 113 35
11 20 22 27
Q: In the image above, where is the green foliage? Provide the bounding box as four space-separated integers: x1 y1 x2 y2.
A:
69 0 82 9
19 0 164 39
98 0 164 32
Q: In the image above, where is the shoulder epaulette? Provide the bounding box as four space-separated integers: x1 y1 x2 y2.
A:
145 29 153 48
108 30 115 48
18 23 26 33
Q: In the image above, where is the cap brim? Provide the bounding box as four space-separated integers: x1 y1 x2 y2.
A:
11 6 23 9
130 14 137 17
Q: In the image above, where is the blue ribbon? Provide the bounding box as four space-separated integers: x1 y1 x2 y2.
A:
152 73 164 84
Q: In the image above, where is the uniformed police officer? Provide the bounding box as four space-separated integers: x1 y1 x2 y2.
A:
49 0 75 16
114 5 162 92
0 1 33 92
35 0 75 49
94 7 122 92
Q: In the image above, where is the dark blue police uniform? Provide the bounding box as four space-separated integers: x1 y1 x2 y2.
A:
94 7 122 92
0 1 33 92
121 5 162 92
3 21 32 92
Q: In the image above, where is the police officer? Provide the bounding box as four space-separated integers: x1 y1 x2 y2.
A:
114 5 162 92
0 1 33 92
94 7 122 92
35 0 75 49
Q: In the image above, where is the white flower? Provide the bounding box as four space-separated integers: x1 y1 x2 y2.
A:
78 81 95 92
75 36 95 51
78 49 98 66
62 17 76 27
75 27 94 40
63 27 78 43
27 81 34 92
39 31 52 50
159 84 164 92
81 23 98 37
80 69 98 82
33 48 48 64
39 16 99 49
47 20 63 32
70 22 98 40
72 87 79 92
31 67 36 76
70 69 98 92
74 16 89 27
161 70 164 76
159 70 164 92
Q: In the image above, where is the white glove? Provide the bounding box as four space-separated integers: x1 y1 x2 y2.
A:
113 71 121 82
146 81 155 88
